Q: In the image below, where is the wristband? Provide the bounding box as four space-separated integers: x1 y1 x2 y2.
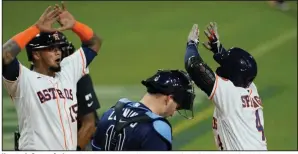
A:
72 21 94 42
12 25 40 49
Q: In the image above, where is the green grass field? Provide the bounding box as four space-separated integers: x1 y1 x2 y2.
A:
2 1 297 150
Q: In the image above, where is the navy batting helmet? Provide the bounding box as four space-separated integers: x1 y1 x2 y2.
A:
215 47 257 88
26 32 68 61
141 69 196 119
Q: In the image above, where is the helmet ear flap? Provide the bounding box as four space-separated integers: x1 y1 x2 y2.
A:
26 49 33 61
243 75 256 88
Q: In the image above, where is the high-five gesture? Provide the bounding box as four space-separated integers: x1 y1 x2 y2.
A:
203 22 225 54
187 24 200 45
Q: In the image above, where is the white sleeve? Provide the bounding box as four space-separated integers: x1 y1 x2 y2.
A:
208 74 237 113
60 47 89 85
2 63 30 98
249 82 259 94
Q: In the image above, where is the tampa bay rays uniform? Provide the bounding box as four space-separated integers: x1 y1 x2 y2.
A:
210 75 267 150
3 47 95 150
92 98 172 151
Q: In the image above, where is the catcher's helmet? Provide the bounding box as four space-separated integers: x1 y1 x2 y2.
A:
26 32 68 61
216 47 257 88
141 69 195 118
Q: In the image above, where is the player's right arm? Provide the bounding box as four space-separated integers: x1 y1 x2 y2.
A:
3 6 60 67
2 6 60 96
184 23 235 112
2 26 39 83
184 24 216 96
2 40 22 67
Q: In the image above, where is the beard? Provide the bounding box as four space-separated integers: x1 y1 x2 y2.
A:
49 65 61 72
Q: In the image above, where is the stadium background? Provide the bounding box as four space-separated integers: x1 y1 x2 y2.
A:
2 1 297 150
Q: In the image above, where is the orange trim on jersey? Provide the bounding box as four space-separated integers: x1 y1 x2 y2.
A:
55 92 68 149
50 82 67 150
219 76 229 81
64 98 74 146
209 75 219 100
79 48 86 75
249 88 253 96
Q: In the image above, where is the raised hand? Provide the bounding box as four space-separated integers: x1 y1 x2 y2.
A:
35 6 61 32
55 1 76 31
187 24 199 45
203 22 224 54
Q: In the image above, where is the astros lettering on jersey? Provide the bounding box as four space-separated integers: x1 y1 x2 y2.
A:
3 48 88 150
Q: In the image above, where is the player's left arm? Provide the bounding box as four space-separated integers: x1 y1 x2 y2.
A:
77 74 100 116
77 112 98 150
56 2 102 66
76 74 100 150
56 2 102 83
72 20 102 66
184 24 216 96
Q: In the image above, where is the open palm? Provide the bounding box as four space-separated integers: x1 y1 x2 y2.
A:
36 6 60 32
55 2 76 31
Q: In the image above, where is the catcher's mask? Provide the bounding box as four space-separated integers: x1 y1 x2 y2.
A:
141 69 196 119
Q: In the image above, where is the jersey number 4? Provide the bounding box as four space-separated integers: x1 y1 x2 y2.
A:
255 109 266 141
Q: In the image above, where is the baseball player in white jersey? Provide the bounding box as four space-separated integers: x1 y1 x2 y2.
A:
61 39 101 150
184 23 267 150
2 3 102 150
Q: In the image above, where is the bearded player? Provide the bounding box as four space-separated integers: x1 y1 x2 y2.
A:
184 23 267 150
14 34 100 151
2 2 102 150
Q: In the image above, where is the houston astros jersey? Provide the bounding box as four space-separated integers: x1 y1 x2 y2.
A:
3 48 89 150
209 74 267 150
